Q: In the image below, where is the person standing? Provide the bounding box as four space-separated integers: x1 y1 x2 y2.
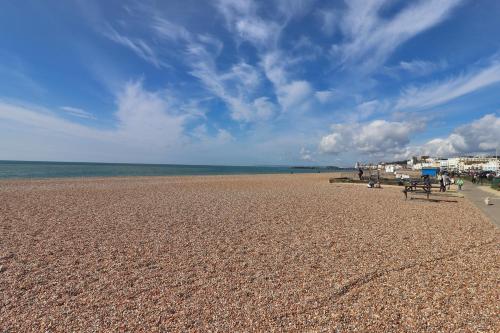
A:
456 177 464 191
423 175 431 194
358 168 363 180
445 173 451 190
439 173 446 192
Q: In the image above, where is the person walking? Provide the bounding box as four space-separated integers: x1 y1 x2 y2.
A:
456 177 464 191
358 168 363 180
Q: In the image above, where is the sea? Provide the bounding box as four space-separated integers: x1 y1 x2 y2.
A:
0 160 347 179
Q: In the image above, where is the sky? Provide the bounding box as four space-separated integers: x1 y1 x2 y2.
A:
1 0 500 167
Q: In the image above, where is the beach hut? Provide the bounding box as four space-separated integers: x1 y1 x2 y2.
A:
421 167 439 177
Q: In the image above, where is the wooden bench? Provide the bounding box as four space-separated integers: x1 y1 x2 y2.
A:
402 184 440 200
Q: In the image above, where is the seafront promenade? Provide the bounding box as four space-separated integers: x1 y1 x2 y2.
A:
1 174 498 332
462 183 500 228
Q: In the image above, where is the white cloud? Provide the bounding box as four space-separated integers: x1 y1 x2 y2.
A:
418 114 500 156
215 1 317 115
119 13 272 124
253 97 276 120
418 136 465 157
280 80 313 110
398 59 447 75
114 81 186 147
354 100 384 120
261 51 287 87
396 61 500 110
152 17 191 42
319 114 500 161
315 90 336 104
335 100 390 123
261 51 313 111
0 102 105 140
216 128 234 143
338 0 463 72
0 81 188 161
292 36 324 60
186 37 274 122
221 62 261 92
275 0 317 19
216 0 281 48
299 147 314 162
60 106 96 120
319 120 424 156
191 124 234 144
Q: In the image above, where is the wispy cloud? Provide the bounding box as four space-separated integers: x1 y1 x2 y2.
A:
0 102 105 140
0 54 46 96
337 0 463 72
216 0 282 48
186 36 275 122
398 59 447 75
275 0 317 20
5 0 495 166
103 10 275 123
103 25 167 68
382 59 448 79
216 0 315 113
0 81 188 154
60 106 96 120
261 51 313 112
396 61 500 110
152 16 191 42
315 90 337 104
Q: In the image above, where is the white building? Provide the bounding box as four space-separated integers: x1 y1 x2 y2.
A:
438 159 449 168
412 163 422 170
395 156 498 173
384 164 403 173
482 159 500 172
447 157 461 171
438 157 495 172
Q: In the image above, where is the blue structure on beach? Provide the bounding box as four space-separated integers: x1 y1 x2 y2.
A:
421 167 439 177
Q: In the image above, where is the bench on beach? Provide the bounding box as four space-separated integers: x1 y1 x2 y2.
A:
402 183 440 200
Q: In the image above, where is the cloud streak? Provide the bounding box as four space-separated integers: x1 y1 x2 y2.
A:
103 25 167 68
397 61 500 110
337 0 463 72
60 106 96 120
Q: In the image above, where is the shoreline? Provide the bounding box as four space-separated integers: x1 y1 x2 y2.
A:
0 171 348 183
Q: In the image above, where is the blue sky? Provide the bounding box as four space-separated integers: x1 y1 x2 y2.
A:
1 0 500 166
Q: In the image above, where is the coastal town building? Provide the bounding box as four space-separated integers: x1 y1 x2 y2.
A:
384 164 403 173
482 159 500 172
407 156 499 173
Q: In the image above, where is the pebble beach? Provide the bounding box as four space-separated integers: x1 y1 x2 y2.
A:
0 174 498 332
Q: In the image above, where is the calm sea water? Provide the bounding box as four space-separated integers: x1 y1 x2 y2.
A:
0 161 344 179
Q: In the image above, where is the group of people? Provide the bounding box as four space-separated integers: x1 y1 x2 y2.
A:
358 168 382 188
437 172 464 191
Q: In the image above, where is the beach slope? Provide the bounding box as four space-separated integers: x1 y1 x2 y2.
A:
0 174 498 331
